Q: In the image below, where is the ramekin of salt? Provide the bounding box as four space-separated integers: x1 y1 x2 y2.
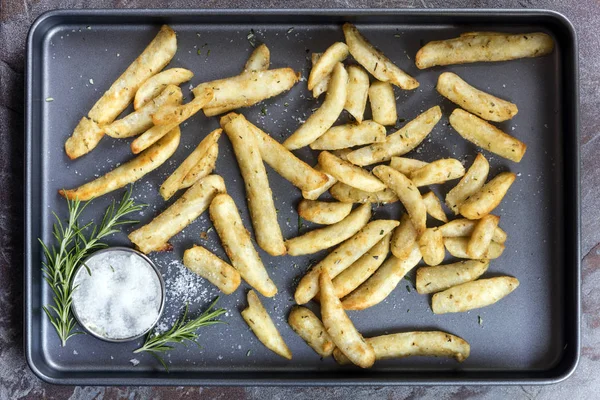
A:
71 247 165 342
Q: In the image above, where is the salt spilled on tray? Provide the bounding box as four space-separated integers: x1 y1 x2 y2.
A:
71 250 163 341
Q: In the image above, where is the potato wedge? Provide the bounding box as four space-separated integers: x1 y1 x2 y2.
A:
372 165 426 235
61 127 180 201
65 25 177 159
308 42 349 91
432 277 519 314
159 128 222 200
445 153 489 214
128 174 224 253
439 218 507 244
332 233 390 299
183 245 241 294
444 237 504 259
390 214 418 260
449 109 526 162
416 32 554 69
389 157 429 176
418 228 445 266
347 106 442 166
309 120 386 150
194 68 299 117
295 219 399 304
302 164 337 200
311 53 330 98
320 272 375 368
242 290 292 359
284 63 348 150
369 81 397 126
422 192 448 223
133 68 193 110
468 215 500 259
104 85 182 138
180 141 219 188
288 306 334 357
342 243 421 311
298 200 353 225
343 23 419 90
436 72 518 122
243 44 270 73
210 194 277 297
330 182 399 204
459 172 516 219
319 151 386 193
344 65 370 122
410 158 465 187
332 148 353 161
285 203 371 256
416 260 489 294
221 113 285 256
333 331 470 365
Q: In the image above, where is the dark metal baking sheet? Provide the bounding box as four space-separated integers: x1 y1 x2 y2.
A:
25 9 580 385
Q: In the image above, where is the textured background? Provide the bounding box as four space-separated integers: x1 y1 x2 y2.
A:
1 0 598 398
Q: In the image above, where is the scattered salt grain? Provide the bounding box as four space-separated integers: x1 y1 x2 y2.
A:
130 359 140 366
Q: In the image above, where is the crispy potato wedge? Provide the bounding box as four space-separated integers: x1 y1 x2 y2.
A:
389 157 429 176
390 214 418 260
284 63 348 150
61 127 180 201
311 53 330 98
285 203 371 256
416 32 554 69
444 237 504 259
320 272 375 368
243 44 270 73
342 243 421 311
410 158 465 187
319 151 386 193
288 306 334 357
347 106 442 166
468 214 500 259
449 109 526 162
159 128 222 200
180 141 219 188
369 81 397 126
439 218 507 244
418 228 445 266
221 113 285 256
195 68 299 117
310 120 386 150
183 245 241 294
432 277 519 314
330 182 399 204
445 153 489 214
128 174 225 253
298 200 353 225
302 164 337 200
295 219 399 304
343 23 419 90
104 85 182 138
210 194 277 297
308 42 349 91
242 290 292 359
416 260 489 294
373 165 427 235
65 25 177 159
459 172 516 219
422 192 448 222
133 68 193 110
333 331 470 365
331 233 390 299
344 65 370 122
436 72 518 122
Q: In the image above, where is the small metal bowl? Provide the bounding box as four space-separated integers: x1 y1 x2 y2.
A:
71 246 165 343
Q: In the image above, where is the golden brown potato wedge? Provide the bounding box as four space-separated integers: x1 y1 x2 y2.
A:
459 172 516 219
418 228 445 266
390 214 418 260
445 153 489 215
444 237 504 259
422 191 448 222
243 44 270 73
329 182 399 204
410 158 465 187
297 200 353 225
183 245 241 294
302 164 337 200
319 151 387 193
344 65 370 122
310 53 330 98
309 120 386 150
432 277 519 314
389 157 429 176
468 214 500 259
288 306 334 357
180 141 219 189
416 260 489 294
369 81 397 126
439 218 507 244
308 42 349 91
133 68 193 110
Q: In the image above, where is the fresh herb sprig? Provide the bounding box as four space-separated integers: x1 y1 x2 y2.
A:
40 188 145 346
134 298 226 372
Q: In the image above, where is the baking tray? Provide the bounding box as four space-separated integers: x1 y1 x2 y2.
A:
25 9 580 385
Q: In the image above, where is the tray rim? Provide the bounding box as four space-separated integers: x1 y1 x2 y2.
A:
24 7 581 386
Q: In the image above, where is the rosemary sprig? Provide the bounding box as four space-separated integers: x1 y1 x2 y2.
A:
134 298 226 371
39 188 146 346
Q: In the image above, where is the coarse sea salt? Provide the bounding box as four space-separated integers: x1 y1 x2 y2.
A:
71 250 163 340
